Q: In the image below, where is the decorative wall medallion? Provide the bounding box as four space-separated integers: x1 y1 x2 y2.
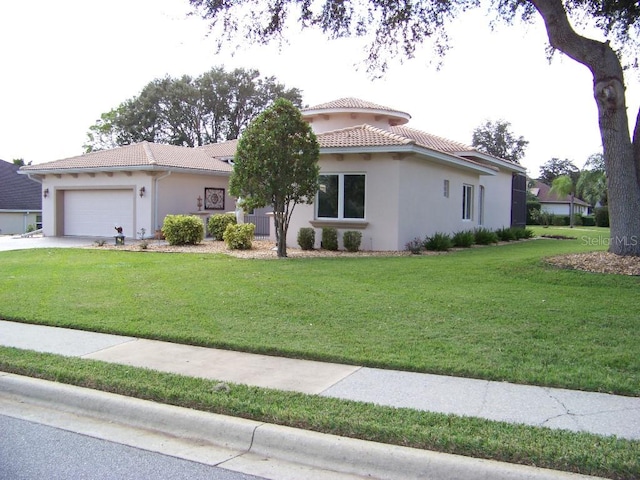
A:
205 188 225 210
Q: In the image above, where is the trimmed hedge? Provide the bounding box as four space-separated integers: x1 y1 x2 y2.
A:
343 231 362 252
223 223 255 250
208 213 237 241
162 215 204 245
297 228 315 250
322 227 339 251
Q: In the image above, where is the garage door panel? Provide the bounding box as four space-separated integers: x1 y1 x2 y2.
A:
64 190 134 237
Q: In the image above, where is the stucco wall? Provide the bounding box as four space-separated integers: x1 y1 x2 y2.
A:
397 159 483 247
285 153 510 252
39 172 150 237
0 212 40 235
479 171 513 230
286 153 401 251
154 172 233 234
38 171 231 237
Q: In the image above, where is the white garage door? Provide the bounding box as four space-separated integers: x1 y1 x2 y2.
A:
64 190 134 237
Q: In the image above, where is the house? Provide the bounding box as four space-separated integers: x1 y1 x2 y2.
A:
19 142 233 238
0 159 42 235
20 98 527 250
529 180 590 217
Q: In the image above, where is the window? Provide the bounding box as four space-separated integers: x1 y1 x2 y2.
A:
317 174 365 219
443 179 450 198
478 186 485 225
462 184 473 220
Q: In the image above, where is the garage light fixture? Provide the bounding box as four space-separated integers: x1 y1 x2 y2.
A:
139 186 146 197
43 188 49 198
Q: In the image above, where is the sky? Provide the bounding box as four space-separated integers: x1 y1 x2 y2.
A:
1 0 638 178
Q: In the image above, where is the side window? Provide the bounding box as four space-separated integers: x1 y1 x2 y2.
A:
443 179 450 198
462 184 473 220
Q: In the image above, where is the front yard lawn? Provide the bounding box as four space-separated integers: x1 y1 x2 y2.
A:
1 226 639 479
0 226 637 396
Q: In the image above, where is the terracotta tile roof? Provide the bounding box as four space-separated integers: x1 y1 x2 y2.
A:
20 142 232 174
317 125 414 148
531 181 590 206
0 159 41 210
304 97 405 113
197 139 238 159
390 126 473 153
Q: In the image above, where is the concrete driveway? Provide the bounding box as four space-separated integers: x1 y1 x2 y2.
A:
0 235 96 252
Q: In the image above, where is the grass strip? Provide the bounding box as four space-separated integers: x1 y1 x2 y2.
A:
0 346 638 480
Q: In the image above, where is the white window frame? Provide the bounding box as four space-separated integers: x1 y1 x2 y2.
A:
462 184 474 221
316 173 366 220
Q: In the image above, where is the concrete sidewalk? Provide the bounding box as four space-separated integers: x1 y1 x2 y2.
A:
1 320 638 441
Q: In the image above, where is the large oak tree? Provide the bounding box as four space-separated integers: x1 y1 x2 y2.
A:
189 0 640 256
84 66 302 152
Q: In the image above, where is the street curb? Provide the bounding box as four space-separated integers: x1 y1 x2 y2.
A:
0 373 604 480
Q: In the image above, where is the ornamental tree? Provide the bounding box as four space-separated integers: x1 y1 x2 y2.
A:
230 98 320 258
189 0 640 256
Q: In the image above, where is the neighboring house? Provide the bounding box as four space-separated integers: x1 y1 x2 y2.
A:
20 98 527 250
529 180 590 217
0 159 42 235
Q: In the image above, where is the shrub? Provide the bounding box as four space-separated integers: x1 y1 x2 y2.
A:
297 228 315 250
405 237 424 254
495 227 516 242
322 227 339 251
595 207 609 227
509 227 533 240
424 232 452 251
223 223 255 250
452 230 475 248
526 200 541 225
474 228 498 245
582 215 596 227
162 215 204 245
343 231 362 252
552 215 568 226
539 212 552 227
572 214 583 226
208 213 237 241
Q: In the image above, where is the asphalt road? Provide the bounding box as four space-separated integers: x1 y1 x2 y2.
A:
0 414 266 480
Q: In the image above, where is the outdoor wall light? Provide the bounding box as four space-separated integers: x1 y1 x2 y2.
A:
197 195 203 211
43 188 49 198
139 186 146 197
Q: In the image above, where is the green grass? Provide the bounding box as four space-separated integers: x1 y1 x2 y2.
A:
0 226 638 396
1 346 638 480
1 226 638 478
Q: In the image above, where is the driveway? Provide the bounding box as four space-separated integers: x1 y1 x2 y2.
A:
0 235 96 252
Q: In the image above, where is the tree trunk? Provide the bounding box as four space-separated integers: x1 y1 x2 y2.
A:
531 0 640 255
